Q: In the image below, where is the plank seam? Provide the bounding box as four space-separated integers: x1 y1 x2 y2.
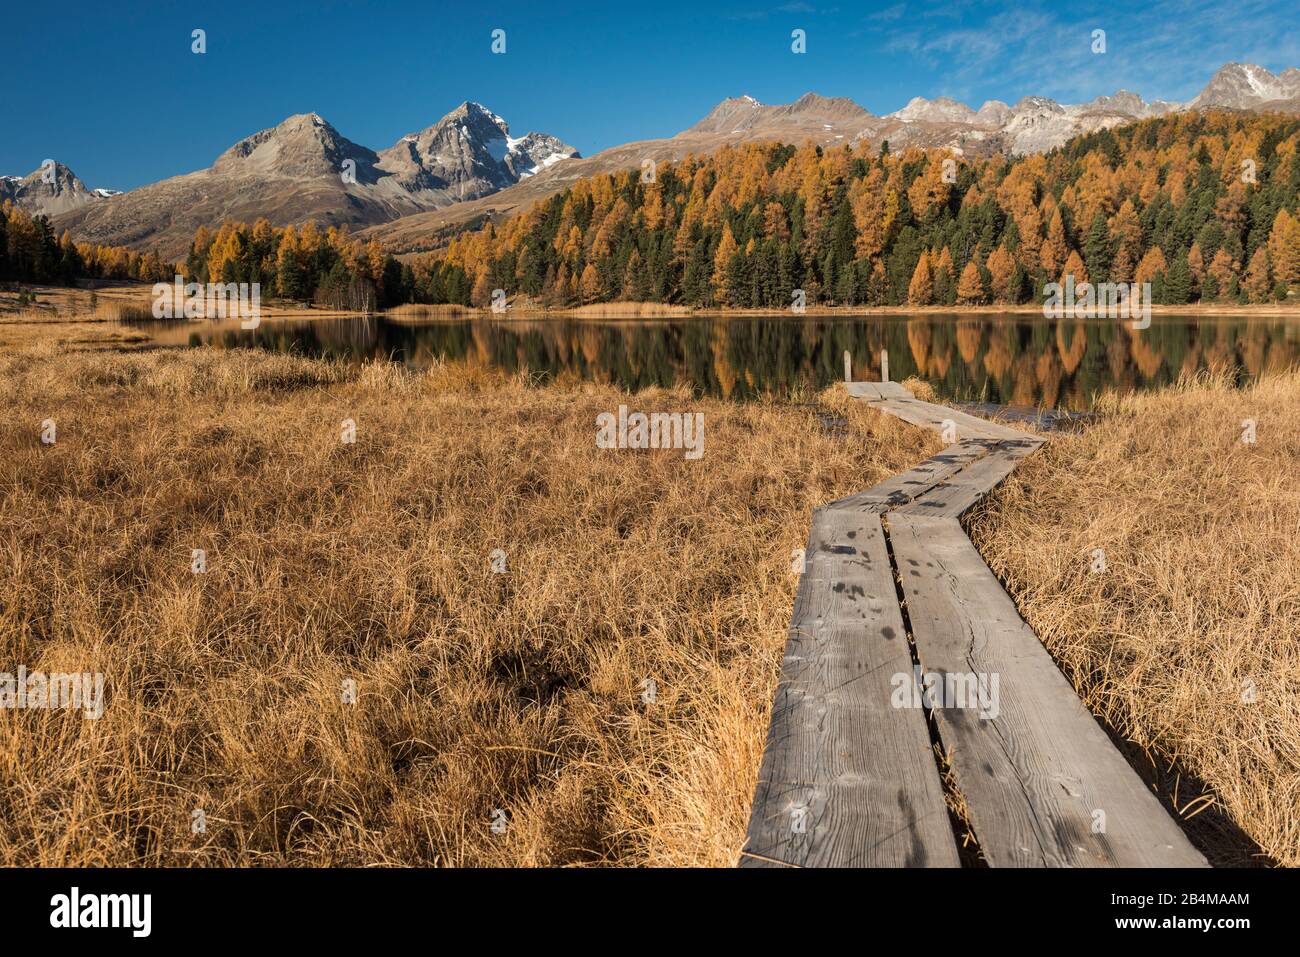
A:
744 383 1207 868
878 511 988 866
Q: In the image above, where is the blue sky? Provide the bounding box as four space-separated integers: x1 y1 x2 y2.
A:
2 0 1297 191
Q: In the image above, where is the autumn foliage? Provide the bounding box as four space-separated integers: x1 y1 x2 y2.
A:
1 200 174 285
427 112 1300 308
182 219 467 310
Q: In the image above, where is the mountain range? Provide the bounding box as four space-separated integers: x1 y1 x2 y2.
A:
4 62 1297 259
10 103 576 258
359 62 1300 253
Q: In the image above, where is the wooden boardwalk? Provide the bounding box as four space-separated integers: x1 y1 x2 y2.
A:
741 382 1207 868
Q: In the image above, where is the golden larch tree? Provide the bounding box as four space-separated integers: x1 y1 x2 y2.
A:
579 263 603 303
956 259 986 304
1208 248 1237 296
1060 249 1088 287
1134 246 1168 287
985 245 1016 302
934 246 955 283
1266 208 1300 284
1243 247 1273 303
908 250 934 305
1040 208 1068 275
711 224 739 305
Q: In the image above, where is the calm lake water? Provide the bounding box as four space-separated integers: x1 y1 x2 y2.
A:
128 312 1300 411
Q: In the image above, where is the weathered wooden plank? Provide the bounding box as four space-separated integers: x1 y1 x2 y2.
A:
845 381 912 401
867 396 1026 442
859 398 977 436
885 513 1208 868
741 508 959 868
826 439 994 511
747 383 1198 868
894 438 1044 518
901 399 1030 442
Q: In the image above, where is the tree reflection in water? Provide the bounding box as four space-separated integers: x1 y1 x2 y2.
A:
185 313 1300 410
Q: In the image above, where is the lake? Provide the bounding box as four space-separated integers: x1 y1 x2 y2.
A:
127 312 1300 410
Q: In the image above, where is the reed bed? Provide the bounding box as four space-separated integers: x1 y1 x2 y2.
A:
970 370 1300 866
0 328 934 866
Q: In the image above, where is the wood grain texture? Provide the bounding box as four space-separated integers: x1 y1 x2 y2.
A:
845 381 912 401
741 508 960 868
886 513 1208 868
745 383 1202 868
894 438 1044 518
826 440 993 511
864 396 1026 442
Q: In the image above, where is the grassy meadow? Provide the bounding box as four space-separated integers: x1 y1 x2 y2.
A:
971 370 1300 867
0 314 936 866
1 298 1297 868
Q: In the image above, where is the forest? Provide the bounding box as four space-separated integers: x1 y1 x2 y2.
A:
0 203 463 311
7 112 1299 312
178 221 468 311
429 111 1300 308
0 202 174 286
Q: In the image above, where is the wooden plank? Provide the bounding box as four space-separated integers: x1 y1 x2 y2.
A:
826 439 993 511
861 398 976 435
869 397 1026 442
885 513 1208 868
894 438 1044 518
898 399 1030 442
741 508 960 868
845 381 912 401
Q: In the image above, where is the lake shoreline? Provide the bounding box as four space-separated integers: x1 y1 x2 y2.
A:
5 283 1300 324
1 316 1296 866
393 300 1300 321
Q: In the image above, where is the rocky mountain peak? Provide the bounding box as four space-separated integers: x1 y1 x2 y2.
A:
785 92 869 118
1081 90 1148 114
1013 95 1064 114
1189 63 1300 108
0 160 107 217
381 101 578 196
975 100 1013 126
890 96 978 124
212 112 377 179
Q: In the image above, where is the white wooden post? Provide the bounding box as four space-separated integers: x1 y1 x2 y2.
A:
843 350 852 383
881 349 890 382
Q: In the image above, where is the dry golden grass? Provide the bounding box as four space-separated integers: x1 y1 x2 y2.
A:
899 376 938 402
0 297 147 325
379 302 478 320
547 302 694 318
970 370 1300 867
0 326 936 866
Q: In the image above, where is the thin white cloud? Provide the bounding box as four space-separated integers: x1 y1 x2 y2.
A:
868 3 907 22
879 0 1299 105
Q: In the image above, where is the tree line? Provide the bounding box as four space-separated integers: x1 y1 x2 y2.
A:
424 111 1300 308
1 201 174 286
1 203 468 312
182 220 470 310
9 111 1299 313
